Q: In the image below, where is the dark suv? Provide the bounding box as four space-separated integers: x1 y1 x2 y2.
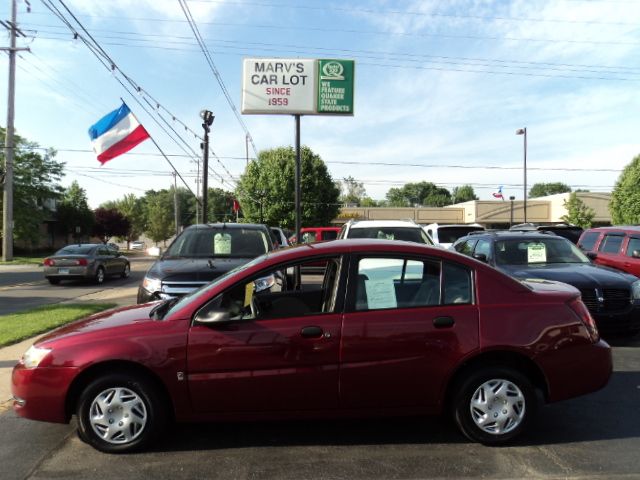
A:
137 223 274 303
453 231 640 335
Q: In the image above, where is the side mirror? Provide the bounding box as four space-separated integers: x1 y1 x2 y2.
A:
586 251 597 260
472 253 488 263
194 309 230 325
632 250 640 259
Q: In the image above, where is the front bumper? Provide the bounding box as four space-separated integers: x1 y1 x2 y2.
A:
593 306 640 334
12 363 79 424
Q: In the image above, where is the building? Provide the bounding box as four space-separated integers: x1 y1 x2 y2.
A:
335 192 612 228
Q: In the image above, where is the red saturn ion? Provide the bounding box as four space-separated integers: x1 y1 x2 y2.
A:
12 240 612 453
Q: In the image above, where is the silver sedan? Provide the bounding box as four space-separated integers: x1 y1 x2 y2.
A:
43 243 130 285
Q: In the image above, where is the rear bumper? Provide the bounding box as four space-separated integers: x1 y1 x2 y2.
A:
44 265 95 279
539 339 612 403
12 363 79 424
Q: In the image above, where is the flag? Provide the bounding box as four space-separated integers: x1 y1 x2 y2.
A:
88 103 150 164
492 186 504 200
232 199 241 213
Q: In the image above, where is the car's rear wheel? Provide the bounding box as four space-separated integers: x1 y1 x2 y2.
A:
452 366 537 445
76 373 166 453
95 266 105 284
121 263 131 279
47 278 60 285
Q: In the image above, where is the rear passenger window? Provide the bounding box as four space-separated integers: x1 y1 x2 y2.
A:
355 257 440 311
578 232 600 251
599 235 624 254
443 263 472 305
626 238 640 257
474 239 492 258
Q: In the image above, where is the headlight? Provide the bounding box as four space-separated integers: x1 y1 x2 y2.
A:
254 274 276 293
142 276 162 293
632 280 640 300
21 345 52 369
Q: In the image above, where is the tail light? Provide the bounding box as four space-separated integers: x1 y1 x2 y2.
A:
76 258 88 266
568 298 599 342
43 258 54 266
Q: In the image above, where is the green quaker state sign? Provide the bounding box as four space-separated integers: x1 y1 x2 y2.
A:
317 59 354 114
241 58 354 116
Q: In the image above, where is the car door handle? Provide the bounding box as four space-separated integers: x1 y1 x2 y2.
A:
301 326 324 338
433 316 455 328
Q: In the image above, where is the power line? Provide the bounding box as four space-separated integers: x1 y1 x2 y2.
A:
177 0 258 157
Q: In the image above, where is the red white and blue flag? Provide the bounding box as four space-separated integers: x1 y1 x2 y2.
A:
88 103 150 164
492 186 504 200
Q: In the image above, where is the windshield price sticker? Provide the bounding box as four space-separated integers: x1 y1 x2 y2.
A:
527 243 547 263
214 233 232 255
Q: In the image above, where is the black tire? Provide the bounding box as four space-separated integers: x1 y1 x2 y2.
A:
452 366 537 445
95 266 105 285
47 277 60 285
121 263 131 279
76 373 166 453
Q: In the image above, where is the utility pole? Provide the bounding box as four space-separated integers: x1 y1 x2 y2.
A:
199 110 214 224
245 133 249 167
172 171 179 236
1 0 23 261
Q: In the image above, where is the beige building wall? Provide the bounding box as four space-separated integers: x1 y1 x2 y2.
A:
336 193 612 226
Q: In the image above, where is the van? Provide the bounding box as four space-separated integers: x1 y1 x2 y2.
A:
578 226 640 277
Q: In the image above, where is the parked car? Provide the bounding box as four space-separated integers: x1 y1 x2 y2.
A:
13 239 610 453
288 226 341 245
43 244 130 285
338 220 434 245
510 223 584 244
423 223 484 248
137 223 275 303
453 231 640 334
578 226 640 278
130 241 145 250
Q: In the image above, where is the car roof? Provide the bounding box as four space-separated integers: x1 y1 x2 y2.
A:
349 220 421 229
458 231 568 241
424 223 484 229
584 226 640 233
185 223 268 230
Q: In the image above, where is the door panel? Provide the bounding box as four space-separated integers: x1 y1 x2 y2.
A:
187 313 341 413
339 305 479 409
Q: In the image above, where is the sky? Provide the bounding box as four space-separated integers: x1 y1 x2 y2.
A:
1 0 640 208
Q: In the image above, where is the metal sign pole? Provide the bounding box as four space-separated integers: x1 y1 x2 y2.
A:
294 114 302 289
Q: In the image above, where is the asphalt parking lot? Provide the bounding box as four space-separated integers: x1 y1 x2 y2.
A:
1 335 638 480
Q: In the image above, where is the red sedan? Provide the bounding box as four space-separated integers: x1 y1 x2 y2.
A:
12 240 611 453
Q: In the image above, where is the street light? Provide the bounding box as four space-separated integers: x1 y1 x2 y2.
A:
199 110 215 224
516 127 527 222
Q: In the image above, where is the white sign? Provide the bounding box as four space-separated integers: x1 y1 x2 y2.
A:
527 243 547 263
242 58 317 114
365 280 398 310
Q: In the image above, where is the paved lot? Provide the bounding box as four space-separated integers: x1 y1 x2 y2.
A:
0 336 638 480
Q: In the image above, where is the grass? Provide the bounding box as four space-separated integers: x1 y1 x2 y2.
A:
0 303 117 347
0 256 46 266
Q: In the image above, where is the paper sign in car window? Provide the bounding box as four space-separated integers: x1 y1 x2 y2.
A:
365 279 397 310
244 282 255 307
214 233 232 255
527 243 547 263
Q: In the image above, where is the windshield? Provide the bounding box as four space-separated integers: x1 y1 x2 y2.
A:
164 227 270 259
349 227 433 245
494 238 590 266
159 253 269 319
56 245 95 255
438 227 484 244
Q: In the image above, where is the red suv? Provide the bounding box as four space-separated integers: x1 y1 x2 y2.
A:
288 227 341 244
578 226 640 277
12 240 611 453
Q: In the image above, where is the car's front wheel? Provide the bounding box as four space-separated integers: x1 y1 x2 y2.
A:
452 366 537 445
76 373 166 453
94 266 105 284
121 263 131 278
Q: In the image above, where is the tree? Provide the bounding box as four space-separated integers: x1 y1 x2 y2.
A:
0 127 64 248
56 181 94 243
92 208 130 243
236 146 340 228
340 176 367 206
206 187 236 222
144 193 174 244
561 192 595 228
385 182 451 207
452 185 478 203
610 154 640 224
528 182 572 198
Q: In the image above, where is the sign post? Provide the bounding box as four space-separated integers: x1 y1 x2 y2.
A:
241 57 355 246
